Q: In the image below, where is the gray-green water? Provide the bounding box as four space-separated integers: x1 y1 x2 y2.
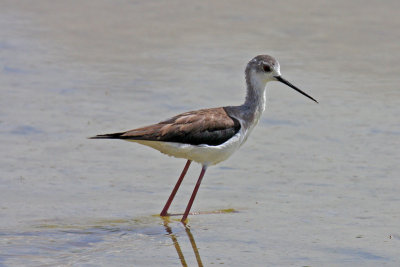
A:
1 0 399 266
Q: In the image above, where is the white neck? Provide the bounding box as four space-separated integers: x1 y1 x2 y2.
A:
243 70 268 121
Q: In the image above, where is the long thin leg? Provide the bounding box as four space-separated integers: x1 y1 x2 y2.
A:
181 165 207 223
160 160 192 216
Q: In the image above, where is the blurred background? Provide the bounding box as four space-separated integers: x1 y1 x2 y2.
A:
1 0 399 266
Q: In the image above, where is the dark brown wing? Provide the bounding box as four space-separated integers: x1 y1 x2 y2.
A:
91 107 241 146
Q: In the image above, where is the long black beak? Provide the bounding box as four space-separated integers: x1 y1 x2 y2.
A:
274 76 318 103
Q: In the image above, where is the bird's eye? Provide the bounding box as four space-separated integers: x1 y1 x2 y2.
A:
262 64 271 72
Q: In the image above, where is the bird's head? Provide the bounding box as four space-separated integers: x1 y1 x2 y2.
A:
246 55 318 103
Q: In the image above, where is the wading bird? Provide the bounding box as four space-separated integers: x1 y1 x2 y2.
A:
91 55 317 223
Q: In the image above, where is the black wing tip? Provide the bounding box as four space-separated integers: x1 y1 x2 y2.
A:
88 132 125 139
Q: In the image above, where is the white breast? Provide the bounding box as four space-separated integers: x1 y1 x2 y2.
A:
130 130 244 166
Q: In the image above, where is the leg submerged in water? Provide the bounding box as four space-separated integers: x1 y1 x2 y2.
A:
181 165 207 223
160 160 192 216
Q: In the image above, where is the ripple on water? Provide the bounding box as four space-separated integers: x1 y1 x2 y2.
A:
0 211 237 266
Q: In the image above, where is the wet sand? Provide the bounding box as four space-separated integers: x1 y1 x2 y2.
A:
1 0 400 265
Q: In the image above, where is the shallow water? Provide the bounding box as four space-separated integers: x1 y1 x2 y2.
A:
1 0 400 266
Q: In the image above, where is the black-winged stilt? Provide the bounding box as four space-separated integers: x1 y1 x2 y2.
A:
91 55 317 223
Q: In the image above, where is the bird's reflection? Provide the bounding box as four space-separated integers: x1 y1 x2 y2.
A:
161 217 203 267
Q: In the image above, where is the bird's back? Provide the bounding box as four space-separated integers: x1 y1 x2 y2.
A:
90 107 241 146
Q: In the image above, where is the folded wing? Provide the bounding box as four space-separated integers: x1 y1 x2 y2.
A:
91 107 241 146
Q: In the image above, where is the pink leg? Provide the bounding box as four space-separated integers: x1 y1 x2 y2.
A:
181 165 207 223
160 160 192 216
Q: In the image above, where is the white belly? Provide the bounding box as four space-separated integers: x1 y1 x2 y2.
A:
129 131 244 166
